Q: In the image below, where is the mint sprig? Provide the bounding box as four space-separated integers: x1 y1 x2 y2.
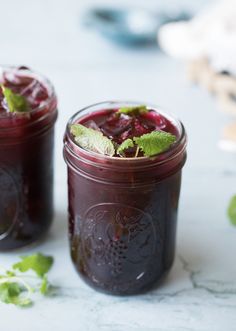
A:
0 282 31 307
117 105 148 116
117 131 176 157
227 195 236 226
13 253 53 278
40 275 49 295
1 85 30 113
117 139 134 156
0 253 54 307
70 124 115 156
71 123 176 158
134 131 176 157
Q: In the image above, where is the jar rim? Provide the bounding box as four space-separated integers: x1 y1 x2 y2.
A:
64 101 187 166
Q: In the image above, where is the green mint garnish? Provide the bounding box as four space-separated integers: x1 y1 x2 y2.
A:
117 105 148 116
134 131 176 157
1 85 30 113
227 195 236 226
71 124 176 158
70 124 115 156
40 275 49 295
0 282 31 307
117 138 134 156
0 253 54 307
13 253 53 278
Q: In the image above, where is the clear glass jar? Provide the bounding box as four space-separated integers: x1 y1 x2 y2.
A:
63 101 187 295
0 66 58 250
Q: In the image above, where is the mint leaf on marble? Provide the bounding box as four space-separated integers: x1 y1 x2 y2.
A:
227 195 236 226
13 253 53 278
0 276 33 307
117 139 134 156
1 85 30 113
0 253 54 307
0 282 31 307
40 275 49 295
70 124 115 156
117 105 148 116
134 131 176 157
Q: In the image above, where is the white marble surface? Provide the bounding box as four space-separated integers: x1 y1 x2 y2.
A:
0 0 236 330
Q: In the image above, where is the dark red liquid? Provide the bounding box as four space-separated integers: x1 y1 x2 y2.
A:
64 106 187 295
0 67 57 250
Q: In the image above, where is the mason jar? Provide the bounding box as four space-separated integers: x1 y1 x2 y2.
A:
63 101 187 295
0 66 58 250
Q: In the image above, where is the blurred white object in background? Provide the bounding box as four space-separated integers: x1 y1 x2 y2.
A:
159 0 236 75
158 0 236 152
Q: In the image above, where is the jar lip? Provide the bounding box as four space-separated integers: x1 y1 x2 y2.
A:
0 65 57 124
65 100 187 164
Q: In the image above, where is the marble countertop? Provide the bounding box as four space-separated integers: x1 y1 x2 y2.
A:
0 0 236 330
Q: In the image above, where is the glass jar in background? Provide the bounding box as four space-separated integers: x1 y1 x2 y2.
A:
63 101 187 295
0 66 58 250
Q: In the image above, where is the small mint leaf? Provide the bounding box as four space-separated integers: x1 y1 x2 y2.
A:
15 297 32 307
6 271 15 277
134 131 176 157
0 282 31 307
0 282 21 303
117 139 134 156
71 124 115 156
117 105 148 116
40 275 49 295
1 85 30 113
13 253 53 278
227 195 236 226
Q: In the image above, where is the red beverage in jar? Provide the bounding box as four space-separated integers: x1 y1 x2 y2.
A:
63 101 187 295
0 66 58 250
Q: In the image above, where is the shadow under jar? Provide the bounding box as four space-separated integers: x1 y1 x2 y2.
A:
0 66 58 250
63 101 187 295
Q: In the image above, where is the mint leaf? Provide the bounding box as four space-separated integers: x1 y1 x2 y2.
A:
40 275 49 295
1 85 30 113
0 282 21 304
228 195 236 226
0 282 31 307
134 131 176 157
117 105 148 116
6 270 15 277
13 253 53 278
71 124 115 156
14 296 32 307
117 139 134 156
0 253 54 307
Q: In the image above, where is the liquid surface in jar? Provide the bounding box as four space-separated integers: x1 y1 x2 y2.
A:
78 108 179 157
0 66 49 115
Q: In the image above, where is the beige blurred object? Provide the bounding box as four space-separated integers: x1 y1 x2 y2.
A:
187 58 236 115
187 58 236 151
187 58 218 93
220 122 236 152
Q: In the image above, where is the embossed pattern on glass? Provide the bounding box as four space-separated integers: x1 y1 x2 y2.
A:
0 167 20 239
